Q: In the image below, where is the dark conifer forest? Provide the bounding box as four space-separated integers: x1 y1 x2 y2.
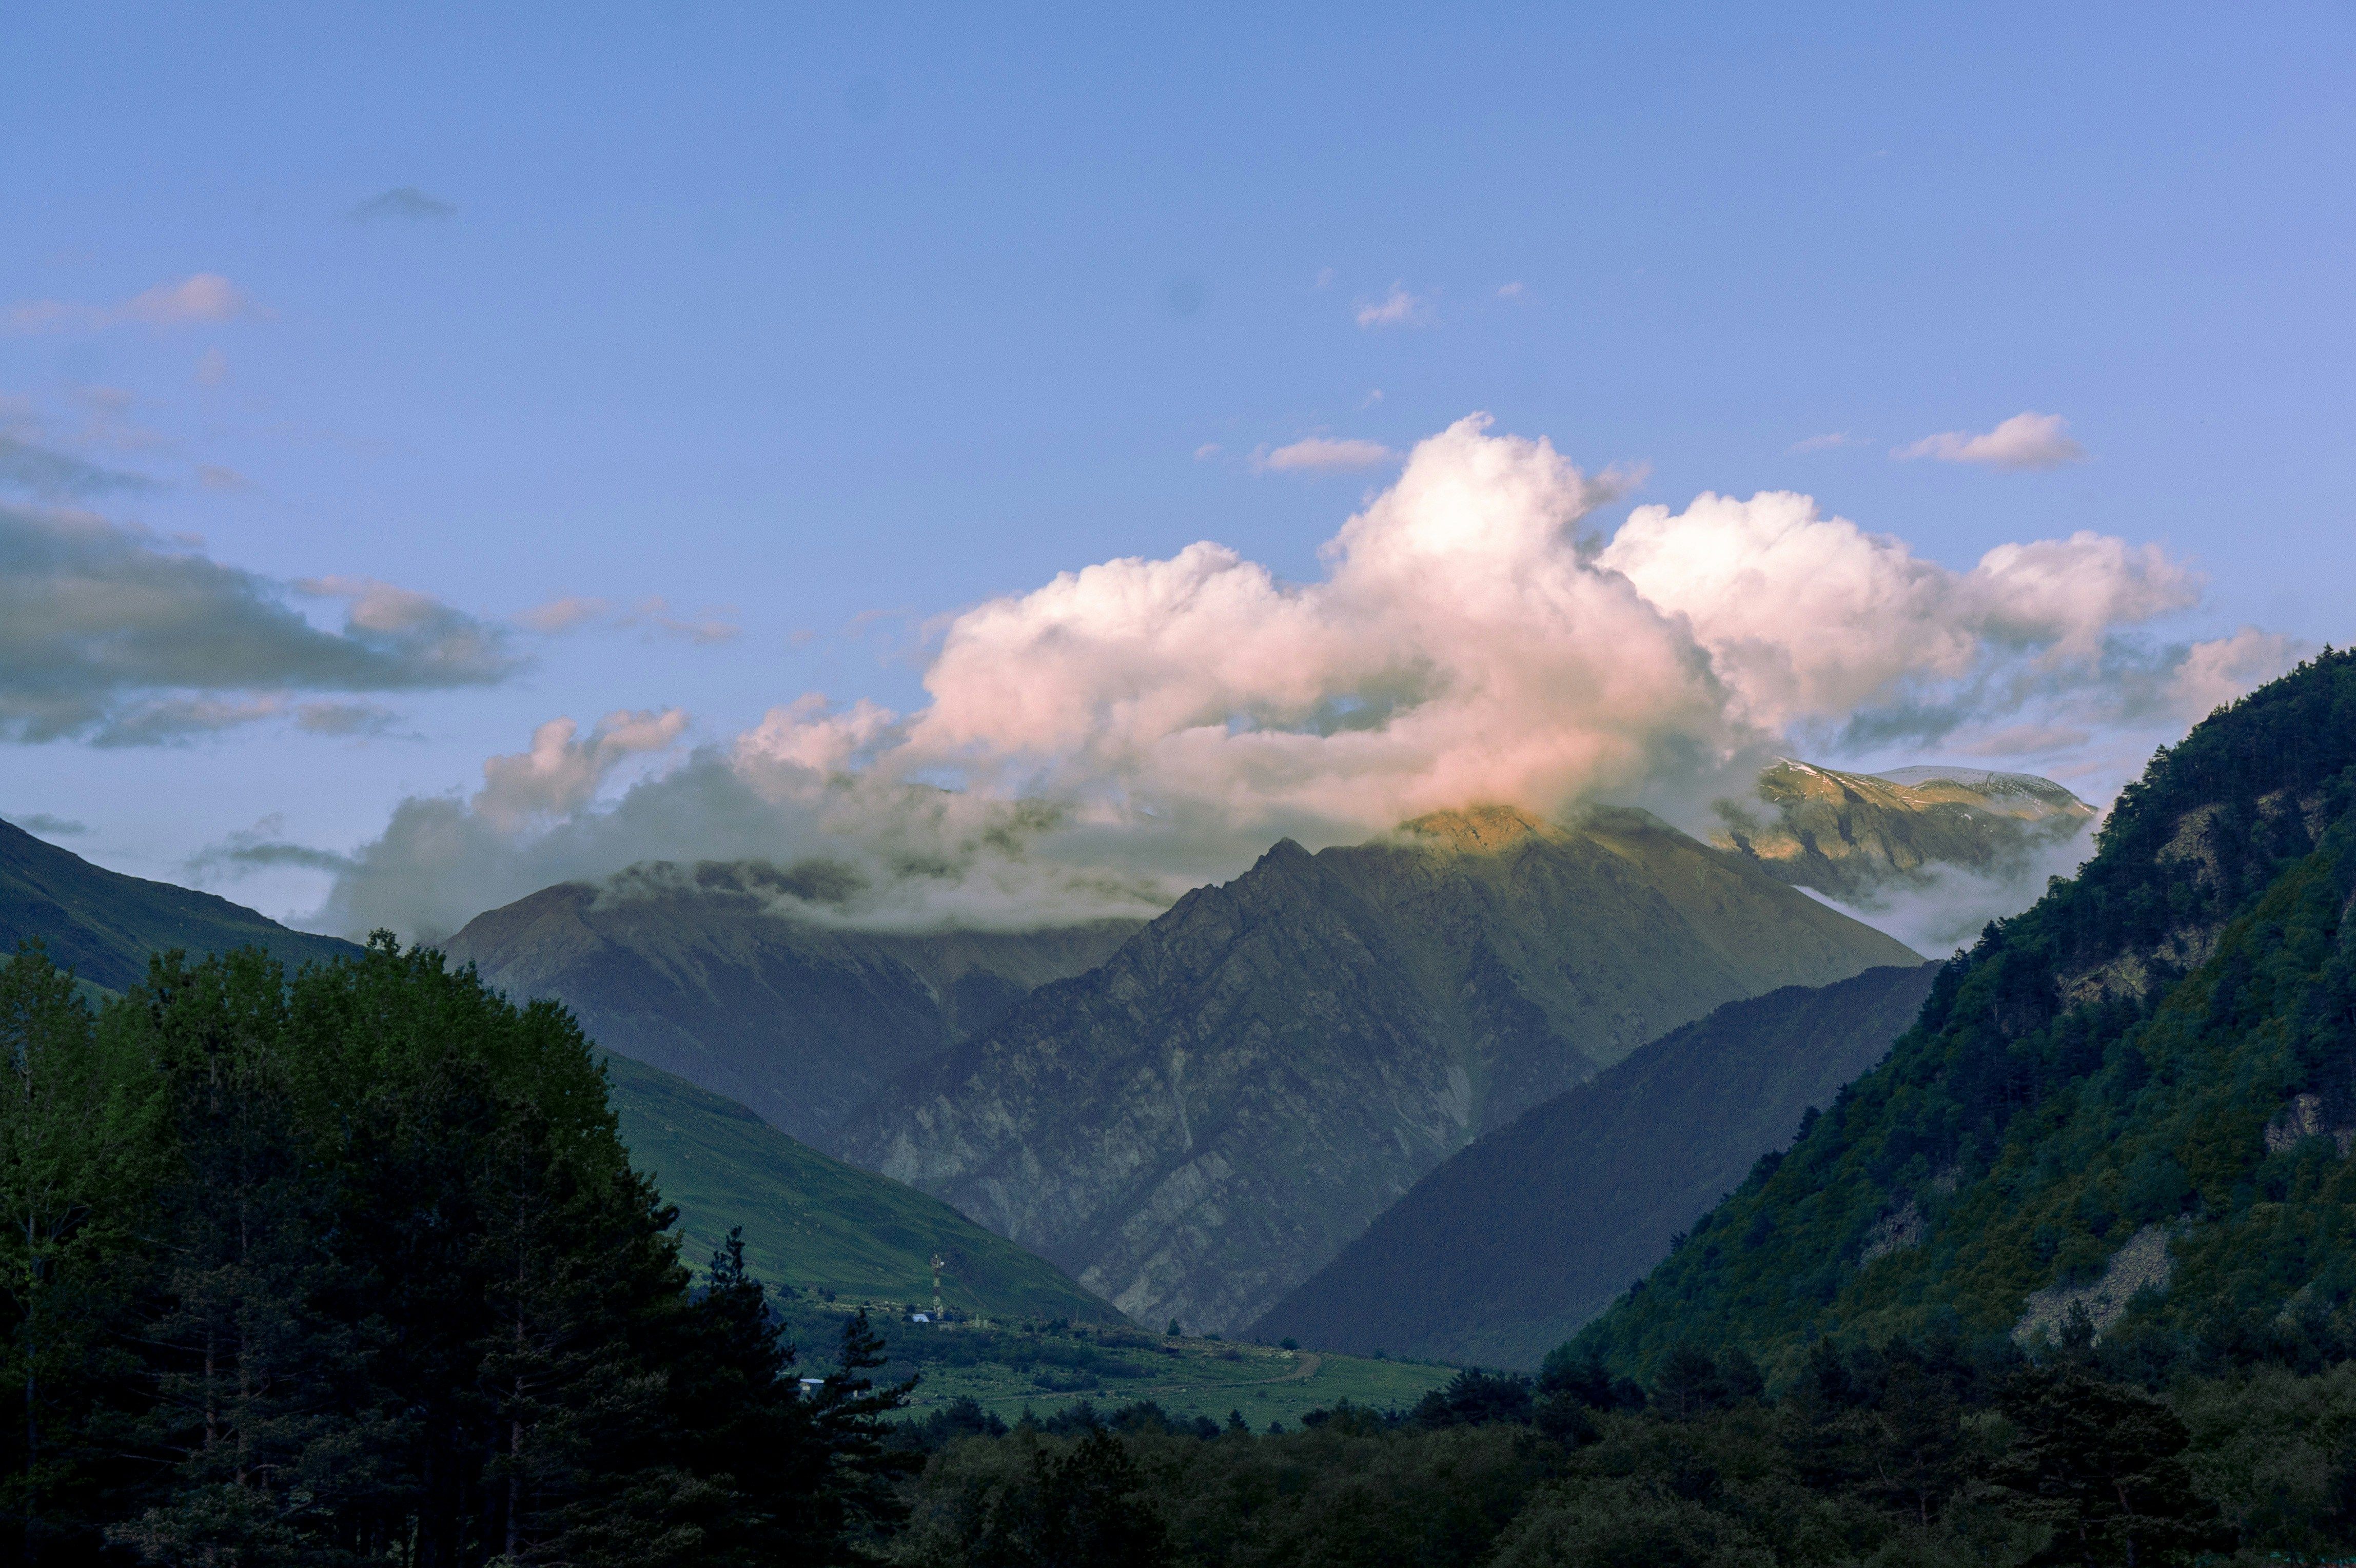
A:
0 937 911 1565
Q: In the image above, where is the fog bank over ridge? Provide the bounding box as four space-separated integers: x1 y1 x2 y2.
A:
280 416 2295 943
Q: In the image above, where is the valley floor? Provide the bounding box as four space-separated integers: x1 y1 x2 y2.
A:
895 1337 1457 1429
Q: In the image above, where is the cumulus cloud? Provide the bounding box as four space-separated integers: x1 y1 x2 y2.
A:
1354 283 1427 328
0 505 520 744
6 274 261 335
1254 437 1397 473
2162 627 2307 722
1896 411 2085 471
316 415 2274 942
476 710 690 831
350 186 457 222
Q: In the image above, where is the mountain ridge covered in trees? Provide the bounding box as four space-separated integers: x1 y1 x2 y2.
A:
1576 647 2356 1383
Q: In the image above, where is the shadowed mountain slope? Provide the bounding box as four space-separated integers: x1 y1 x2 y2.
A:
1577 651 2356 1383
444 865 1140 1144
1714 759 2095 903
1251 961 1939 1368
0 815 360 990
600 1051 1118 1322
831 806 1919 1335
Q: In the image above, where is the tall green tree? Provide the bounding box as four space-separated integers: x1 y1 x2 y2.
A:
0 942 163 1562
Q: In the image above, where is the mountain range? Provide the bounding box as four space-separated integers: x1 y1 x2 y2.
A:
1714 759 2095 903
1250 960 1938 1367
0 817 1111 1323
1578 649 2356 1381
443 864 1138 1144
830 804 1918 1334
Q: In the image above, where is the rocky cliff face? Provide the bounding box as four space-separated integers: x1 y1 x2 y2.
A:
1713 759 2095 903
443 864 1140 1144
829 806 1920 1333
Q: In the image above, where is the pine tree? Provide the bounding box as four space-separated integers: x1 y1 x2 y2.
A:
0 943 163 1562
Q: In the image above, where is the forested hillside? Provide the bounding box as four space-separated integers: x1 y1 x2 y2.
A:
0 937 914 1564
1576 649 2356 1383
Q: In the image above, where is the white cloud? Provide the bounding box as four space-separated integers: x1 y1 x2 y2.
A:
1790 432 1863 453
316 416 2277 942
1192 443 1221 461
2164 628 2306 720
1896 411 2086 471
1496 282 1524 299
1354 283 1427 329
476 709 689 830
6 274 262 335
1254 437 1398 473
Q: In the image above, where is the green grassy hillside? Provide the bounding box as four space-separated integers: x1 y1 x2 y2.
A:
1575 650 2356 1384
1 816 360 990
602 1050 1120 1323
764 1296 1457 1430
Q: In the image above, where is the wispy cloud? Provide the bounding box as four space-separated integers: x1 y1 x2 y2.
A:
1790 431 1864 454
1253 437 1399 473
6 274 262 335
0 435 156 499
293 700 405 737
7 812 87 837
1496 281 1524 299
513 594 741 644
350 186 456 223
1896 411 2086 471
0 508 520 745
1192 443 1221 462
1354 282 1427 329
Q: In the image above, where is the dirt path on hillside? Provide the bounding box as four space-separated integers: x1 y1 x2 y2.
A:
1255 1353 1320 1384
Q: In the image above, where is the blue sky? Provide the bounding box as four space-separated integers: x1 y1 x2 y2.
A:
4 3 2352 936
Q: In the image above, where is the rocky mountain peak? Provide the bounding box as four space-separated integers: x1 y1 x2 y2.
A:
1396 803 1556 853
